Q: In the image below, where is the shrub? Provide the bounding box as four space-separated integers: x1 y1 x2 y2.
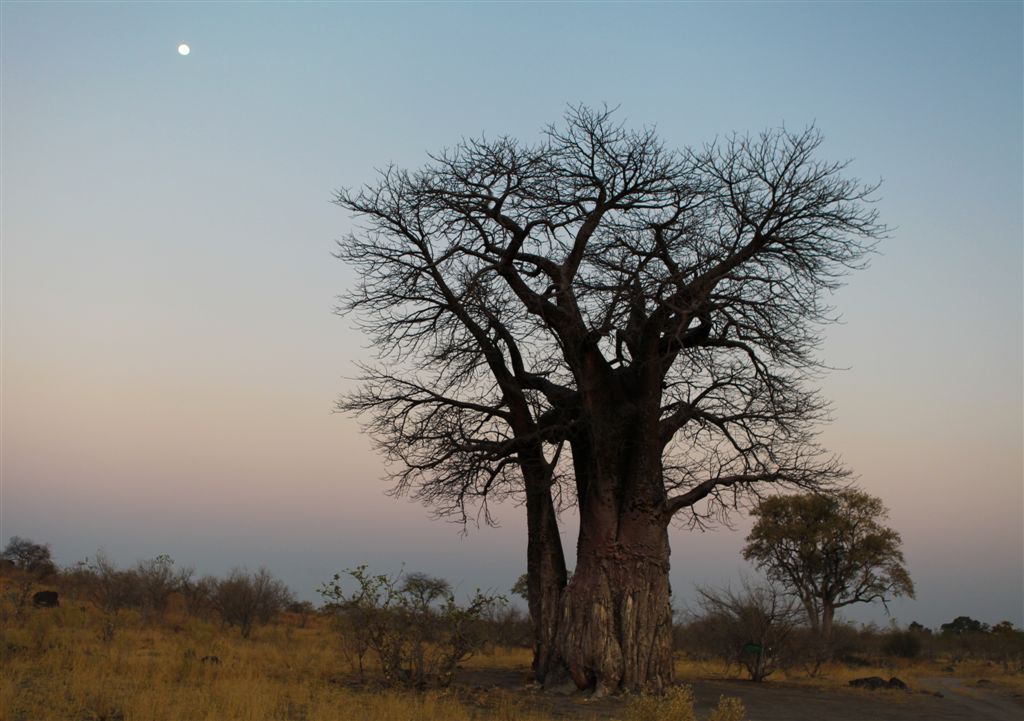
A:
178 572 218 619
990 622 1024 673
320 565 505 689
1 537 57 616
690 578 801 681
1 537 56 577
708 695 747 721
882 630 922 659
87 551 143 617
625 685 696 721
212 567 293 638
134 555 178 623
480 604 531 648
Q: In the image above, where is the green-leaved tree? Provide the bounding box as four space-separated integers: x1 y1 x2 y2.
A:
742 490 914 663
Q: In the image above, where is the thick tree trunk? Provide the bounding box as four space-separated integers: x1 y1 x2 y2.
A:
555 378 675 695
557 514 673 694
525 478 569 684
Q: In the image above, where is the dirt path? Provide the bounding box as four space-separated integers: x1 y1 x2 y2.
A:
914 677 1024 721
690 677 1023 721
456 668 1024 721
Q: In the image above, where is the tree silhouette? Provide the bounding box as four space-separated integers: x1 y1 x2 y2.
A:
336 106 883 692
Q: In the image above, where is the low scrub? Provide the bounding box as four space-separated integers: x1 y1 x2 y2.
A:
0 585 548 721
319 565 505 689
624 686 747 721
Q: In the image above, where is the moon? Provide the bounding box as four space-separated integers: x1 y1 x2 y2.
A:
177 43 190 56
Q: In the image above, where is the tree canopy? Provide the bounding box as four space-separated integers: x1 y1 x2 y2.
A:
1 536 56 577
337 106 880 526
743 490 914 656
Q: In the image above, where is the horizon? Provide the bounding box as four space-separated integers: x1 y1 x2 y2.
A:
2 1 1021 632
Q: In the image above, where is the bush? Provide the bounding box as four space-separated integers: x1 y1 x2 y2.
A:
688 579 801 681
1 537 56 577
882 630 922 659
212 567 293 638
134 555 178 623
625 686 696 721
87 551 143 617
320 565 505 689
708 695 747 721
480 604 531 648
1 537 57 616
621 686 749 721
178 572 218 619
990 623 1024 673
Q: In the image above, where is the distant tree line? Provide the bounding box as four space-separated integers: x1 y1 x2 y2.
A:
0 536 532 673
674 608 1024 679
1 537 294 638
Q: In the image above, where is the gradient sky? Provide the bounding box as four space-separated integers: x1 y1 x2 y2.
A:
2 1 1021 629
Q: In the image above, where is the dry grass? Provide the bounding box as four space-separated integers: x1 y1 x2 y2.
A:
5 582 1018 721
462 644 534 670
0 600 561 721
0 598 755 721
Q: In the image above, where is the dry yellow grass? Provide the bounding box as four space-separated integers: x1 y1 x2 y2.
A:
0 601 564 721
5 581 1018 721
462 645 533 670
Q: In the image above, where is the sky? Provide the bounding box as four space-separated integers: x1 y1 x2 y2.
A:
2 1 1021 630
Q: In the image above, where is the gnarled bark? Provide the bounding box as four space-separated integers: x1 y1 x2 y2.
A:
556 384 675 694
558 518 673 694
524 472 569 684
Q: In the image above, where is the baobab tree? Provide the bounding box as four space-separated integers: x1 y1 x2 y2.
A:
336 106 884 693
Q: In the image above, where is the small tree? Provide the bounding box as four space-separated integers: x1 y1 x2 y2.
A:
320 565 505 688
177 568 218 619
1 537 56 576
990 622 1024 674
401 572 451 610
88 551 141 617
743 490 914 665
67 551 143 640
1 536 56 616
212 567 293 638
134 554 178 623
692 579 801 681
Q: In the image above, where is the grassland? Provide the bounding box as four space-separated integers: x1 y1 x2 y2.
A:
3 588 1022 721
1 600 564 721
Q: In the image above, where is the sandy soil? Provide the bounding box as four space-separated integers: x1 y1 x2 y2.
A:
457 668 1024 720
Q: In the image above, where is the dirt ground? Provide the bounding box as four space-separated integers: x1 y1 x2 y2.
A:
457 668 1024 721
